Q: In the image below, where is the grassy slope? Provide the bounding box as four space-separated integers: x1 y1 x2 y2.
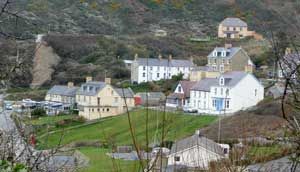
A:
37 109 217 149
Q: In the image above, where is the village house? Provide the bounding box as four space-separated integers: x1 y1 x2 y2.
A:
76 77 135 120
218 17 262 40
135 92 166 106
166 81 197 109
167 130 229 170
130 54 195 84
277 48 300 80
189 66 220 81
207 44 254 73
190 71 264 115
45 82 79 106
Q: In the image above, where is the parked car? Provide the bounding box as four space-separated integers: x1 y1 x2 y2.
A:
183 106 197 113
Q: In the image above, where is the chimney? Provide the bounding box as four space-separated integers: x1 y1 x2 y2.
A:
86 76 92 83
134 53 138 61
105 78 111 84
285 48 292 55
225 43 232 49
67 82 74 88
168 54 172 61
195 129 202 137
190 56 194 63
158 54 163 60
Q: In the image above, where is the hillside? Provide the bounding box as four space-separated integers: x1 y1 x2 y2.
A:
5 0 300 38
1 0 299 87
201 99 289 141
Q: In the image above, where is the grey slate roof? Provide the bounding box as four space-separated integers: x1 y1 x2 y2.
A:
207 47 241 59
47 85 79 97
191 71 248 91
221 17 247 27
170 134 224 156
76 81 106 96
115 88 135 98
135 58 194 67
191 66 214 72
191 78 217 92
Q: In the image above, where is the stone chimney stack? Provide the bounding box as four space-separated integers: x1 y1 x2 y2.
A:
105 78 111 85
195 129 202 137
86 76 93 83
168 54 172 61
158 54 163 60
225 43 232 49
67 82 74 88
285 48 292 55
134 53 139 61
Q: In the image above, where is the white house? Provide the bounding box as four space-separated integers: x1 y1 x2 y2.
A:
167 130 229 170
130 54 195 84
166 81 196 108
190 71 264 115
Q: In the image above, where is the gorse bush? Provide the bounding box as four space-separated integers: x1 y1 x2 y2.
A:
31 108 46 118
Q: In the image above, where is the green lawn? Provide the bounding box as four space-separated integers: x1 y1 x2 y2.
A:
37 109 217 149
34 109 217 172
26 115 76 125
78 147 141 172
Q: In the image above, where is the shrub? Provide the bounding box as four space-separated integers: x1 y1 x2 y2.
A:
31 108 46 118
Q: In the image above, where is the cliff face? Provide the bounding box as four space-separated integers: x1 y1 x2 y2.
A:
31 36 61 88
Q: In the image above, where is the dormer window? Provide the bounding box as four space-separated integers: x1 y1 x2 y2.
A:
226 52 230 56
220 77 225 86
89 86 93 92
217 52 222 57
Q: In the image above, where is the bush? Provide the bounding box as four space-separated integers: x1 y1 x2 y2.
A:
31 108 46 118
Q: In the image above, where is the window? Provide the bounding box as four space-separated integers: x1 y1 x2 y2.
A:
107 108 109 112
102 108 105 112
97 108 100 112
92 108 94 112
214 88 217 95
233 27 236 31
217 52 221 57
142 73 146 77
178 86 182 93
222 59 225 64
198 91 201 98
89 86 93 91
214 58 217 63
198 101 201 108
157 73 160 78
204 92 206 98
143 66 146 70
174 156 180 162
150 66 153 70
164 73 166 78
220 77 224 86
220 65 224 72
226 52 230 56
226 89 229 96
212 100 216 107
83 86 87 91
255 89 257 96
226 100 230 109
111 90 114 95
98 97 100 105
114 97 118 103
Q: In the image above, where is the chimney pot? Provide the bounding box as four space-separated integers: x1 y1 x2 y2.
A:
86 76 93 83
168 54 172 61
195 129 202 137
225 43 232 49
105 78 111 85
134 53 138 61
67 82 74 88
158 54 162 60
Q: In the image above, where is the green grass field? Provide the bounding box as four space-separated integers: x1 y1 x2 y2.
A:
36 109 217 149
33 109 217 172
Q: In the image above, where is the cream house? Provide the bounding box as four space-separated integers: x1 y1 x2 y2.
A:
218 17 262 40
76 77 135 120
